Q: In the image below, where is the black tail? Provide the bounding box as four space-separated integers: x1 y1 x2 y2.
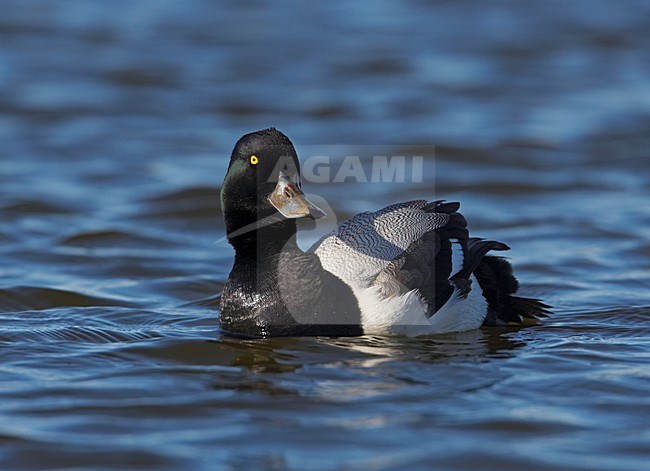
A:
469 241 551 326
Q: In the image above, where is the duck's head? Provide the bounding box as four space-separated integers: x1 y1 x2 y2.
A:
221 128 325 241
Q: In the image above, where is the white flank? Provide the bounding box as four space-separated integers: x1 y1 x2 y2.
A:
356 275 488 337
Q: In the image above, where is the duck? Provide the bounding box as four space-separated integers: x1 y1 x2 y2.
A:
219 128 549 338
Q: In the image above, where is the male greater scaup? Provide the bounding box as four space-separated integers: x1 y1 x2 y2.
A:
219 128 549 337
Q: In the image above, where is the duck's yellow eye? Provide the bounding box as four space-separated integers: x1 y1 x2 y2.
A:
249 155 259 165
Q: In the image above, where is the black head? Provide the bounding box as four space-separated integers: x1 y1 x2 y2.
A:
221 128 325 242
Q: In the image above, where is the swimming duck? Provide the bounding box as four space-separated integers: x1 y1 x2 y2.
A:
219 128 549 337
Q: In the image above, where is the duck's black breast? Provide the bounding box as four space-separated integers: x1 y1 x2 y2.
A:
219 249 363 338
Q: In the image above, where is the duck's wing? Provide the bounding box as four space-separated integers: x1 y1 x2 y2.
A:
309 200 472 312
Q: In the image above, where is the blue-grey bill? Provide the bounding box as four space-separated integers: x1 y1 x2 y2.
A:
268 172 326 220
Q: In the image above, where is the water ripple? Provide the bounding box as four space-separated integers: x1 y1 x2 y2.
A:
0 286 136 312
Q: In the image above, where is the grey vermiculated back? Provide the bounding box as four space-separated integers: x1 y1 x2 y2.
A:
310 200 450 288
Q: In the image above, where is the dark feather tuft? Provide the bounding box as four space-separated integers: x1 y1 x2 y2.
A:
475 255 552 325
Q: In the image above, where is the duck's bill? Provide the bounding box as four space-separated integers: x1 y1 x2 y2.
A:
268 173 326 220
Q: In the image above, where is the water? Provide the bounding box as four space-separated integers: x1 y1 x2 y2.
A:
1 1 649 469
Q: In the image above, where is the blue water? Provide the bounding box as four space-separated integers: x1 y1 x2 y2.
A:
1 1 649 469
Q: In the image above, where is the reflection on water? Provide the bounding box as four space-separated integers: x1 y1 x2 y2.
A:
1 0 650 469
